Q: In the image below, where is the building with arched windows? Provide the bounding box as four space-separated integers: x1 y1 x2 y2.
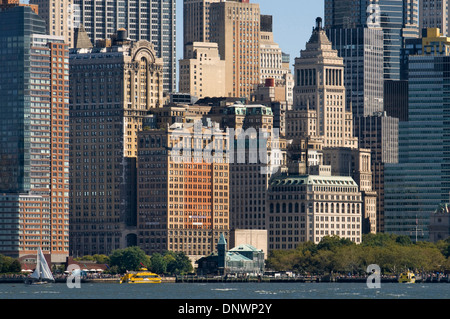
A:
266 166 363 250
68 31 164 257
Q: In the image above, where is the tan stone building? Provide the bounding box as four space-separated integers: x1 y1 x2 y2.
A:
420 0 448 36
267 166 363 250
284 18 377 235
183 0 221 57
209 0 261 99
179 42 226 99
30 0 75 47
259 15 292 85
290 18 358 149
68 34 164 256
136 121 229 257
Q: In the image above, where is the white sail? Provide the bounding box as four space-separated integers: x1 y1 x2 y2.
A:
29 247 54 282
38 247 54 281
29 248 41 280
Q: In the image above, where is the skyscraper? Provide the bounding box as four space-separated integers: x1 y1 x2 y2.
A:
183 0 220 57
324 0 419 80
69 33 164 256
29 0 76 47
136 120 230 257
290 17 358 149
287 17 377 235
0 6 69 262
384 29 450 241
420 0 448 36
209 0 261 99
73 0 176 93
356 112 399 232
325 26 384 119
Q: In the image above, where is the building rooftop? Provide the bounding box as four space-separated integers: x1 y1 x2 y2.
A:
269 174 358 187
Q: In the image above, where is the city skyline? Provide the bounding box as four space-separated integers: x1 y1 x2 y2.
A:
2 0 448 261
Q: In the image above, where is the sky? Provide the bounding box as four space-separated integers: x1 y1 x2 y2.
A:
176 0 325 69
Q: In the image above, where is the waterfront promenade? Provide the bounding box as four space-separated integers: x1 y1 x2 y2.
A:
2 273 449 284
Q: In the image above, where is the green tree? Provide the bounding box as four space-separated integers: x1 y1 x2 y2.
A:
109 246 151 273
317 235 354 252
163 251 193 275
92 254 110 264
149 253 167 274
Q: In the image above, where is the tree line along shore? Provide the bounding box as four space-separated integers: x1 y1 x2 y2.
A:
0 234 449 282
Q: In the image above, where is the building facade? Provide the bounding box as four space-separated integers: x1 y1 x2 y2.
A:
385 53 450 241
0 6 69 262
179 42 226 99
29 0 75 47
291 17 358 149
69 35 164 256
420 0 448 36
183 0 220 57
136 121 229 257
355 112 399 232
259 15 292 84
428 204 450 242
73 0 176 92
267 168 363 250
324 0 419 80
209 0 261 99
325 26 384 120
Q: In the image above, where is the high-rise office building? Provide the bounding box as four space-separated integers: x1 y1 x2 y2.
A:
0 0 38 13
291 17 358 149
287 18 377 235
137 120 230 257
326 27 384 119
69 33 164 256
385 29 450 241
209 0 261 99
356 112 399 233
206 103 287 230
267 168 363 249
259 15 292 84
179 42 226 99
420 0 448 36
324 0 419 80
29 0 75 47
0 6 69 262
73 0 176 93
183 0 220 57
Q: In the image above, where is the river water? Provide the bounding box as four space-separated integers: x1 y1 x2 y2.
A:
1 281 449 299
1 282 447 317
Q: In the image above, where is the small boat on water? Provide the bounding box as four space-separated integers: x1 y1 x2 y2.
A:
398 271 416 284
119 268 162 284
24 247 55 285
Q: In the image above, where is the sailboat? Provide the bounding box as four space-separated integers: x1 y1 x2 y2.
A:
24 247 55 285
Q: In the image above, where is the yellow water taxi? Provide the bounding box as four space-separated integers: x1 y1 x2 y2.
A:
119 268 162 284
398 271 416 283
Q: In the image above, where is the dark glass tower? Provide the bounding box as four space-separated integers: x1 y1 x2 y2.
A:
0 6 46 193
0 6 70 260
324 0 418 80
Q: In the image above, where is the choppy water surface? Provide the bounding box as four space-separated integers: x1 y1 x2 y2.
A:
0 282 448 299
